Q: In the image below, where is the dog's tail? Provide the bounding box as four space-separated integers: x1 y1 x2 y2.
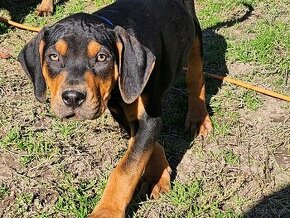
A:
208 3 254 30
183 0 254 31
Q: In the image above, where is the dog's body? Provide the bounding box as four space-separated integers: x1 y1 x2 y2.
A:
19 0 212 217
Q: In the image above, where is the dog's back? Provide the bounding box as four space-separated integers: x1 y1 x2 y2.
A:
95 0 197 97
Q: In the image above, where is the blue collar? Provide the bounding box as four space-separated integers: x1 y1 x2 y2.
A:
95 15 114 27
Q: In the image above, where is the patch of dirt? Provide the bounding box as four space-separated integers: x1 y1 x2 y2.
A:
0 152 22 182
175 92 290 214
227 61 255 77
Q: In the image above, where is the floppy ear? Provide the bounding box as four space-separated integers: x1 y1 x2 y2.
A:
115 26 156 104
18 29 47 102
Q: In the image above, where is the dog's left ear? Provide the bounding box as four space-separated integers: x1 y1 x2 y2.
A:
114 26 156 104
18 28 47 102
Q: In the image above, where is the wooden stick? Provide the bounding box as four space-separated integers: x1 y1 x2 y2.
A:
0 17 41 32
205 72 290 102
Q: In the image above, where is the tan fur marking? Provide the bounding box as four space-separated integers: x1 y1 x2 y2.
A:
187 36 204 102
39 40 45 64
84 69 117 114
185 35 213 136
116 41 123 75
90 139 154 218
55 39 68 56
141 142 171 199
84 71 97 96
122 95 147 122
42 62 66 98
84 71 110 100
87 41 102 57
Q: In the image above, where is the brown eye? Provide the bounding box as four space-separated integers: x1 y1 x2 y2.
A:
97 53 107 62
49 53 59 61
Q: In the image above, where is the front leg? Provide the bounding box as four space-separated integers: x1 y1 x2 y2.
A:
140 142 171 199
90 98 162 218
185 32 213 137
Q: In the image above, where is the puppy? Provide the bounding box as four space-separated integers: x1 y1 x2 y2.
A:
18 0 212 217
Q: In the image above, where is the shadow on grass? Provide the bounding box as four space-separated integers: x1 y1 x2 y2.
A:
204 3 254 115
245 185 290 217
0 0 68 34
166 2 254 183
127 3 254 217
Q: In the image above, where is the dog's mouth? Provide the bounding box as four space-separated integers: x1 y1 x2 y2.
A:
51 96 106 121
58 107 103 121
64 113 76 120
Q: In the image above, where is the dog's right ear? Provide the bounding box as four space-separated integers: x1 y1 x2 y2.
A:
18 28 47 102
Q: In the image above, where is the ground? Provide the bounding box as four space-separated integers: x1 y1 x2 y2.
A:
0 0 289 217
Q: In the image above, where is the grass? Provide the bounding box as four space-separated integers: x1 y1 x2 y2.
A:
229 21 290 72
0 0 290 217
240 91 263 111
55 176 103 218
0 183 9 200
222 149 240 165
15 192 34 215
0 127 57 165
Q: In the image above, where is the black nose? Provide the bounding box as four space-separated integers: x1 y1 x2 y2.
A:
62 90 86 108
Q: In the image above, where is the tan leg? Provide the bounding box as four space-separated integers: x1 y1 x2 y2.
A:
38 0 54 16
90 94 160 218
140 142 171 199
185 35 213 137
90 138 154 218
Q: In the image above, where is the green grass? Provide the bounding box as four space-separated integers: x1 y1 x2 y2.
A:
152 180 242 218
228 21 290 73
0 127 56 165
15 192 34 215
52 120 81 140
0 183 9 199
94 0 114 8
240 91 263 111
23 0 113 26
198 1 242 28
223 149 240 165
55 176 107 218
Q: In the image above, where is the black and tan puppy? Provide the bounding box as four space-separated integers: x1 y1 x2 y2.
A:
18 0 213 217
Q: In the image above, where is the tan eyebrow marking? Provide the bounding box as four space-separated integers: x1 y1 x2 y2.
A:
87 40 102 57
55 39 68 56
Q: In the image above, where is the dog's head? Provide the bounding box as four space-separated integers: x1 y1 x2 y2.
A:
18 13 155 120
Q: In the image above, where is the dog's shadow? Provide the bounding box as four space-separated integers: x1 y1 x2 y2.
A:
0 0 68 34
165 2 254 182
127 3 254 217
245 185 290 217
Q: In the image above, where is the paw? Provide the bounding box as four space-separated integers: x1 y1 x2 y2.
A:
37 1 53 16
185 112 213 137
89 208 125 218
197 114 213 137
140 166 171 199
